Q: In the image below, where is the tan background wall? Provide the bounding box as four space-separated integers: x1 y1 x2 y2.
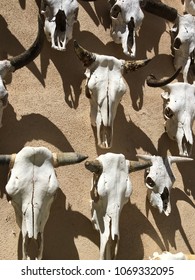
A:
0 0 194 260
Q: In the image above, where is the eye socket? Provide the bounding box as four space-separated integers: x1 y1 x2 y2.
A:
164 107 174 119
145 176 155 188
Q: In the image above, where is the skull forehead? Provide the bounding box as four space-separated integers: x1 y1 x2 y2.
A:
45 0 78 14
114 0 142 17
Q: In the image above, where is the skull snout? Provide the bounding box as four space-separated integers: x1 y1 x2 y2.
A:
98 122 113 149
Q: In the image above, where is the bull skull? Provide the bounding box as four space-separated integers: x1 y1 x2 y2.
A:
41 0 87 51
147 68 195 156
3 146 87 260
170 14 195 82
74 40 151 149
85 153 151 259
137 154 193 216
109 0 177 57
0 16 44 127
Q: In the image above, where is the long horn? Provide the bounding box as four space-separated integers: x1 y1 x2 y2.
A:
128 160 152 173
146 67 181 87
53 152 88 167
168 156 193 164
9 15 44 71
136 154 152 162
85 160 103 174
73 40 96 67
140 0 178 23
123 58 151 73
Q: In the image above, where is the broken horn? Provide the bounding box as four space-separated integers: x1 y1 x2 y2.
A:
9 15 44 71
140 0 178 23
146 67 182 88
85 160 103 174
53 152 88 167
73 40 96 67
168 156 193 164
123 58 151 73
128 160 152 173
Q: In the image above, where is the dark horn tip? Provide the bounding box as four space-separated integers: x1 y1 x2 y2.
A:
77 154 88 163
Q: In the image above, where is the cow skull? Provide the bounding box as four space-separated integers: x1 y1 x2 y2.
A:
41 0 80 51
0 16 44 128
85 152 151 259
170 13 195 82
3 146 87 260
147 68 195 156
74 40 151 149
137 154 193 216
109 0 177 57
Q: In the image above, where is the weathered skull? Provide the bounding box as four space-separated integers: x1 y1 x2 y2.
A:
147 68 195 156
85 153 151 259
74 40 151 148
109 0 177 57
41 0 79 51
4 146 87 260
170 14 195 82
0 16 44 127
137 154 193 216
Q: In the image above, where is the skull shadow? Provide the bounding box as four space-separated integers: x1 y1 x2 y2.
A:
146 187 195 254
0 103 75 197
17 188 99 260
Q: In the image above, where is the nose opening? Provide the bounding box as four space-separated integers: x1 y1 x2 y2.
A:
98 122 112 149
181 134 192 157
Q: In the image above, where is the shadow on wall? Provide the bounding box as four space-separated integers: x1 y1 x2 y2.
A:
158 132 195 199
117 202 165 260
94 104 157 158
17 188 100 260
18 0 40 9
147 188 195 254
0 104 74 197
0 15 44 87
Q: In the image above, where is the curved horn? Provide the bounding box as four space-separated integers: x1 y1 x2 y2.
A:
140 0 178 23
168 156 193 164
53 152 88 167
85 160 103 174
9 15 44 71
146 67 181 88
123 58 151 73
128 160 152 173
73 40 96 67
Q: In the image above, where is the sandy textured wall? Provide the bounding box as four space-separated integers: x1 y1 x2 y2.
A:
0 0 195 260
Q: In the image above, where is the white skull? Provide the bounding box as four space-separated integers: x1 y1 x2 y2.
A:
41 0 79 51
137 154 193 216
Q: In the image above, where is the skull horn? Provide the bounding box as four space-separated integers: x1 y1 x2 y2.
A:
9 15 44 71
85 160 103 174
73 40 96 67
128 160 152 173
123 58 151 73
140 0 178 23
53 152 88 167
146 67 181 88
168 156 193 164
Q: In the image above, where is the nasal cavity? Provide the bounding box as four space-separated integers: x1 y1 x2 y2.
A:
55 9 66 32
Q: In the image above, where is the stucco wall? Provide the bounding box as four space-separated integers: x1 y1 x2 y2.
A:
0 0 194 260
